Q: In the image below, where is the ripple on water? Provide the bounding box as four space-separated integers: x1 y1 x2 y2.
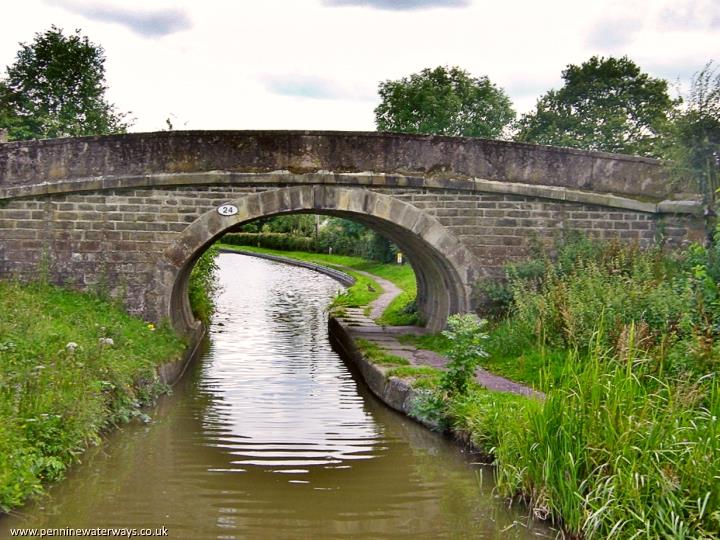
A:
0 254 550 540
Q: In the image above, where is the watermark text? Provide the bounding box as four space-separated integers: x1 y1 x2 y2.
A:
10 526 169 537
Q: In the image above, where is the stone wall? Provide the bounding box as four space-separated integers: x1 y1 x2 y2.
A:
0 131 705 332
0 183 704 327
0 131 689 200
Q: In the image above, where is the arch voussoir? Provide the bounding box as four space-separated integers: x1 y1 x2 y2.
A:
162 185 479 334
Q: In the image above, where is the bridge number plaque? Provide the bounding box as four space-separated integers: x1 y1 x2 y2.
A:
217 204 238 217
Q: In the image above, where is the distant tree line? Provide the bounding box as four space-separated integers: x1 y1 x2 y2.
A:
227 215 398 263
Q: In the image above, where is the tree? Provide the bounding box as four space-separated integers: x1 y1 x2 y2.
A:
374 66 515 138
0 26 130 141
515 56 675 157
671 62 720 207
259 215 317 236
317 217 397 262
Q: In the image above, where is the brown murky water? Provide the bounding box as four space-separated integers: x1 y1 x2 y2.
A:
1 254 550 539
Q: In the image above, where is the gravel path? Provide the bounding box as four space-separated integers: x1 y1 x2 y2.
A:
350 269 403 321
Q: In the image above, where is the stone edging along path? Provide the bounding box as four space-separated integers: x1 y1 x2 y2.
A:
220 247 540 402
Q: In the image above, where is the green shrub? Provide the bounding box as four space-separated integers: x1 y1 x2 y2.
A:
188 245 220 325
439 314 489 395
223 232 317 253
411 314 490 428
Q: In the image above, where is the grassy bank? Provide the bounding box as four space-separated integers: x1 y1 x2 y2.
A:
397 236 720 538
400 323 565 387
217 243 417 324
0 281 186 512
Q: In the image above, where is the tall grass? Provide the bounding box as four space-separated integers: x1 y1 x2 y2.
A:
434 329 720 538
495 333 720 538
411 235 720 537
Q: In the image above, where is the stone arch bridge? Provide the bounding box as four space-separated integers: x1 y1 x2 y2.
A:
0 131 704 333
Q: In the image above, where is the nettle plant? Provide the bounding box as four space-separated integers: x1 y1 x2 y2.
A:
439 314 489 395
412 313 489 428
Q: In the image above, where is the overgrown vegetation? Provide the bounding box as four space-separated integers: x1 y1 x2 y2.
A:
188 245 220 325
494 340 720 538
474 232 720 377
0 281 185 512
403 234 720 538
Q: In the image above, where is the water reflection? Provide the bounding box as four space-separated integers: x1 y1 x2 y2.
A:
0 254 549 539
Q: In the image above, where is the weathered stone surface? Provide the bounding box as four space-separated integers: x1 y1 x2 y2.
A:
0 131 705 335
0 130 695 200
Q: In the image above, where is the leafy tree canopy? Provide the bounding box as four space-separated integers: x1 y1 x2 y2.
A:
515 56 676 157
374 66 515 138
0 26 130 141
670 62 720 205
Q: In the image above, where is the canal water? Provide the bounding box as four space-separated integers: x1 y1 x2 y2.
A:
1 253 549 539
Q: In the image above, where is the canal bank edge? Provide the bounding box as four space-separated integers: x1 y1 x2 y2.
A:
217 248 356 287
327 317 435 427
157 323 207 386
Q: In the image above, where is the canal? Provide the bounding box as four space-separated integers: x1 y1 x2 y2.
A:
1 253 549 539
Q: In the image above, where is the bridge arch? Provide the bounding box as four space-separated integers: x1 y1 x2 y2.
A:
0 131 705 339
161 185 479 334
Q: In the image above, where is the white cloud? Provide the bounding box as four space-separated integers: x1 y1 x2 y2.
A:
658 0 720 31
586 16 641 51
323 0 470 10
47 1 192 37
0 0 717 133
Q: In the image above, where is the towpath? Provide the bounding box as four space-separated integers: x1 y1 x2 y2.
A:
336 269 542 399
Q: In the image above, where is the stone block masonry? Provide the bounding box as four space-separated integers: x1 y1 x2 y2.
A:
0 131 705 334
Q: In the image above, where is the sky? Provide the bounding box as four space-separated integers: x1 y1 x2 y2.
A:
0 0 718 133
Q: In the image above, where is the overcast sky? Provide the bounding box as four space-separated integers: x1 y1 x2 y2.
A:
1 0 717 133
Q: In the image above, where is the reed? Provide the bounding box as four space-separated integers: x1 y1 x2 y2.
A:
492 331 720 538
